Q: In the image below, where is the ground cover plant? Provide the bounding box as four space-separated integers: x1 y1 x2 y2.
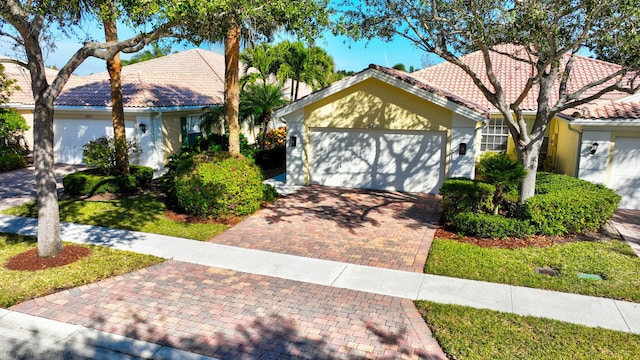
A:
416 301 640 360
0 233 163 308
424 236 640 302
2 194 228 241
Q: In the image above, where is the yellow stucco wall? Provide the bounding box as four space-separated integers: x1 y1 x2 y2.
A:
555 119 580 176
304 78 452 131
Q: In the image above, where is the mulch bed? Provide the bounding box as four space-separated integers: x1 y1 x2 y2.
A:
436 221 621 249
4 245 90 271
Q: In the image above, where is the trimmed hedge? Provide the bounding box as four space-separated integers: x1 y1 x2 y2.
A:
521 173 620 235
63 165 153 196
451 212 534 239
253 145 285 170
440 178 494 221
168 151 265 219
0 153 26 171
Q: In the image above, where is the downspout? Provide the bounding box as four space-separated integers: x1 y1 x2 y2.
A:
567 123 582 177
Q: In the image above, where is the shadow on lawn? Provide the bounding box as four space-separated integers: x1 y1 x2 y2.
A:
261 185 442 233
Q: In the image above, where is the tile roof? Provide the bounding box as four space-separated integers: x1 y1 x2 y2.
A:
368 64 489 114
566 100 640 120
3 49 229 109
410 44 632 113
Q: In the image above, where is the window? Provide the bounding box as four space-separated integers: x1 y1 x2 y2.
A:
187 115 201 134
481 117 509 151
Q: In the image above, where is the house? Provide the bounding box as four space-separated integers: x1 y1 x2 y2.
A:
275 45 640 210
2 49 305 176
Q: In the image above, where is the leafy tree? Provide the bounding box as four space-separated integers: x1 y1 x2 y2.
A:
0 0 171 257
275 41 335 100
122 41 172 65
0 108 29 156
342 0 640 203
166 0 330 155
239 82 288 147
0 64 18 104
240 43 282 87
392 63 406 71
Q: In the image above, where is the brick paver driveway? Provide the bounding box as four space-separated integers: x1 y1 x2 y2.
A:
12 261 445 359
212 185 442 272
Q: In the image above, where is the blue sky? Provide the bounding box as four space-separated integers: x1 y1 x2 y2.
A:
1 19 440 76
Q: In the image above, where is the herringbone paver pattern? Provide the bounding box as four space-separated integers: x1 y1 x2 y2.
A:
12 261 446 359
212 186 441 272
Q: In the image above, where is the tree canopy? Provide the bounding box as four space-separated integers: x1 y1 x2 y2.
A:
341 0 640 202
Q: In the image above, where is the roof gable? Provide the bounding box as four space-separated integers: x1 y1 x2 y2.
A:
275 64 488 122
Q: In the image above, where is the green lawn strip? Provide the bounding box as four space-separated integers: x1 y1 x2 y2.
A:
416 301 640 360
425 238 640 302
2 194 228 241
0 233 163 308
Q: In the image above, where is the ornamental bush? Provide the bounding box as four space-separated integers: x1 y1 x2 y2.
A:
63 165 153 196
440 178 495 221
82 136 141 175
451 212 534 239
168 151 265 219
0 108 30 157
520 173 620 235
0 153 26 171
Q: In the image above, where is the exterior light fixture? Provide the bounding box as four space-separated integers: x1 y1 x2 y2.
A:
289 136 297 147
458 143 467 156
139 123 147 134
589 142 599 155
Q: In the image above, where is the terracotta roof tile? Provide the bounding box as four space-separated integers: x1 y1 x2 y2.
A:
410 44 631 112
568 100 640 120
3 49 229 108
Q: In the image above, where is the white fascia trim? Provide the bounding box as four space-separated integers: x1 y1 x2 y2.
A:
1 103 34 110
487 109 538 116
53 105 209 113
569 118 640 127
275 68 487 123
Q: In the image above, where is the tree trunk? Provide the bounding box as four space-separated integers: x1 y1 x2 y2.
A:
33 91 62 257
224 25 241 155
516 140 541 203
104 9 129 175
294 79 300 101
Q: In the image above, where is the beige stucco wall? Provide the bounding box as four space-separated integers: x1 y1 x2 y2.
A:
17 110 34 149
304 78 452 131
162 114 183 162
555 119 580 176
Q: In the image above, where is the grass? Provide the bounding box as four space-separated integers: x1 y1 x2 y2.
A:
416 301 640 360
425 238 640 302
2 194 229 241
0 233 163 308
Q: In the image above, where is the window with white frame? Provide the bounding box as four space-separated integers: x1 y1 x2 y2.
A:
187 115 202 134
481 117 509 151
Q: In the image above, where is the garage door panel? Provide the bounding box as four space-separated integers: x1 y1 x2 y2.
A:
611 138 640 210
310 129 445 193
54 119 135 164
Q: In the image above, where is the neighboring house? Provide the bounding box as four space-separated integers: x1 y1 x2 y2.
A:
2 49 305 176
276 45 640 209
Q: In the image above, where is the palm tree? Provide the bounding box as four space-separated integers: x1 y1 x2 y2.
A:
240 43 282 88
276 41 335 100
239 82 288 148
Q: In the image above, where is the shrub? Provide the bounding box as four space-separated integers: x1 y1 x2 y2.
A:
440 178 495 221
452 212 534 239
520 173 620 235
0 153 26 171
476 152 526 215
63 165 153 196
168 151 265 219
0 108 30 157
263 126 286 150
253 145 286 169
82 136 141 175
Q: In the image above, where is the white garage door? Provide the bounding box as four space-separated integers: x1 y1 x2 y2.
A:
54 119 135 164
310 129 445 193
610 137 640 210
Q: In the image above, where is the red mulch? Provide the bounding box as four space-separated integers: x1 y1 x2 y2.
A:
4 246 90 271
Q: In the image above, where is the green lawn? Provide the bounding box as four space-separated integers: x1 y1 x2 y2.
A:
0 233 163 308
417 301 640 360
2 194 229 241
425 238 640 302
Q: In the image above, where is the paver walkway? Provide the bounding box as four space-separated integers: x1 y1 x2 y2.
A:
213 185 441 272
612 209 640 257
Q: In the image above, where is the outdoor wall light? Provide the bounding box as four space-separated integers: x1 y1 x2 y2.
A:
290 136 297 147
458 143 467 156
589 142 599 155
139 123 147 134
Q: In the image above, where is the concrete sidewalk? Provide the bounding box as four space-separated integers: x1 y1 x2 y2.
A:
1 213 639 336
